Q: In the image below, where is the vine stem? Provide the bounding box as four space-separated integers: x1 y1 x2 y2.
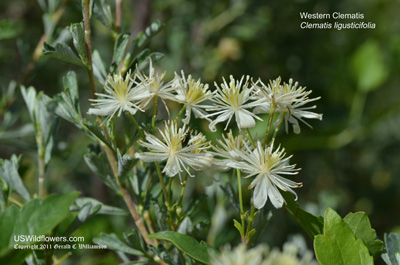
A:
115 0 122 33
82 0 154 247
83 0 97 98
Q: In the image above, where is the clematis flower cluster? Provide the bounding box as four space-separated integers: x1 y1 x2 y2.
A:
87 59 322 210
213 135 302 209
135 121 212 180
172 70 214 124
87 71 150 121
253 77 322 134
88 62 213 125
206 75 264 132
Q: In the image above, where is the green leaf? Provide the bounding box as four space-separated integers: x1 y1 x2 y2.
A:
68 22 86 62
134 50 164 72
0 178 7 212
148 244 176 265
233 219 244 236
123 229 146 254
84 150 119 192
62 71 79 104
314 208 374 265
20 86 36 121
93 0 114 31
113 33 130 66
92 50 107 82
55 71 83 128
0 204 18 249
11 192 80 245
344 212 383 259
351 40 388 92
35 94 59 164
82 121 113 149
42 42 84 67
124 20 165 70
93 232 143 256
117 149 137 182
148 231 219 264
382 232 400 265
0 192 79 263
281 191 324 238
22 86 59 164
72 197 127 220
0 155 30 201
177 217 192 235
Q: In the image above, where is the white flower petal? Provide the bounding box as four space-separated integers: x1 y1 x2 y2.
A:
236 110 256 129
253 177 268 209
268 183 284 208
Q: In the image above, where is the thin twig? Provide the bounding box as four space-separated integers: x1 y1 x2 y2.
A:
115 0 122 33
83 0 97 98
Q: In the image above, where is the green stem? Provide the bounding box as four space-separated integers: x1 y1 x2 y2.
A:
128 113 145 140
36 123 46 199
245 128 256 148
178 250 187 265
38 152 46 198
8 197 23 207
168 177 173 203
155 162 170 205
174 105 186 123
155 162 176 228
245 204 256 238
237 169 245 234
270 113 285 144
263 103 276 147
176 172 189 219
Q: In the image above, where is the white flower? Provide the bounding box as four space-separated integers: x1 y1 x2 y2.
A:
212 131 248 171
134 60 176 109
229 140 302 209
173 71 214 124
262 242 318 265
253 77 322 134
207 75 263 132
135 121 212 179
210 244 268 265
88 72 150 120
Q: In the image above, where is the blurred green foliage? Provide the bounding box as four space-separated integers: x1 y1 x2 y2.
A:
1 0 400 263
